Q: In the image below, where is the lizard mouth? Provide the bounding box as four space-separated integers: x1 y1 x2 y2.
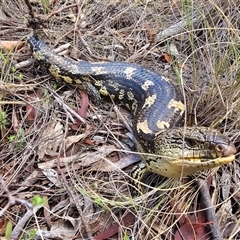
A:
176 154 235 166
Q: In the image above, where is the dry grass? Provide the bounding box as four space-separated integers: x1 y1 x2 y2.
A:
0 0 240 239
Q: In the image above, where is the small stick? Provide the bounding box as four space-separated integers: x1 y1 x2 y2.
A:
23 0 36 19
52 93 86 124
45 3 78 20
197 178 223 240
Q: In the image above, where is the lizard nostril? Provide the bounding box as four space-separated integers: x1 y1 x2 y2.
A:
216 143 236 157
216 144 225 153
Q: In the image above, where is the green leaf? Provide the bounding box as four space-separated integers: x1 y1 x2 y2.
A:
5 221 13 240
32 195 45 207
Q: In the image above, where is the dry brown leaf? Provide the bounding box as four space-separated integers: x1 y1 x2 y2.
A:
216 200 232 227
0 9 8 21
43 197 52 229
91 153 140 172
26 93 37 121
151 219 169 235
162 53 172 63
222 222 238 238
94 212 135 240
36 221 75 240
37 118 64 159
15 170 41 193
50 199 71 214
64 132 89 149
145 23 155 43
177 62 184 68
78 90 89 118
174 222 210 240
38 145 116 170
84 135 106 146
69 91 89 130
12 108 19 132
42 169 63 188
84 138 97 145
168 42 180 58
220 172 231 200
0 41 24 51
0 217 7 235
170 192 212 240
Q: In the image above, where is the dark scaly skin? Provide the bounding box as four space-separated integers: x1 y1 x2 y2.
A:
28 35 236 181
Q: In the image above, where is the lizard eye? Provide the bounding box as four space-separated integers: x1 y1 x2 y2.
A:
186 139 198 147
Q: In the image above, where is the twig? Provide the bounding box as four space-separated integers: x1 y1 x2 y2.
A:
113 105 133 134
52 92 86 124
56 157 94 240
45 3 78 21
77 31 109 61
156 11 203 42
125 43 150 62
11 205 42 240
0 176 32 217
197 178 223 240
89 104 126 150
24 0 78 21
23 0 36 19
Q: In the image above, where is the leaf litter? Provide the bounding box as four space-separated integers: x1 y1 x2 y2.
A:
1 0 240 239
